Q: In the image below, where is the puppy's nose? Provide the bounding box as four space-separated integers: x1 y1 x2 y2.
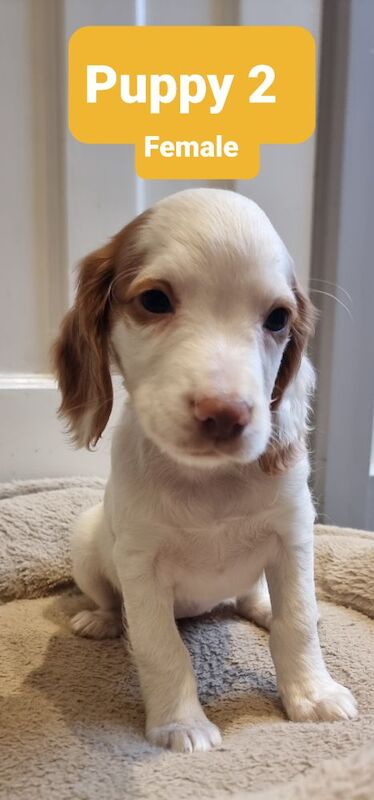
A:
193 397 252 441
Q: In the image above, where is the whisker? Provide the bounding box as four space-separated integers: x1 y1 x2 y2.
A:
309 288 353 320
309 278 352 304
108 267 142 310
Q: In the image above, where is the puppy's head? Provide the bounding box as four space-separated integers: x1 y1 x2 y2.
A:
53 189 315 470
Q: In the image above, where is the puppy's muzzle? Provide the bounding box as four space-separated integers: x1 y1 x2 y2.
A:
193 397 252 442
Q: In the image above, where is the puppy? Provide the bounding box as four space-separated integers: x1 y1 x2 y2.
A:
53 189 357 753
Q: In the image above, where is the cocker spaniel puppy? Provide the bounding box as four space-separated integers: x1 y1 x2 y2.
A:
53 189 357 752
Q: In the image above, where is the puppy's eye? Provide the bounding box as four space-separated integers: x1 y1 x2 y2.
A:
139 289 173 315
264 307 290 332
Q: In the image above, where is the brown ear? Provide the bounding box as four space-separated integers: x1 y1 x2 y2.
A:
259 281 316 477
52 242 115 448
271 279 316 409
53 211 150 447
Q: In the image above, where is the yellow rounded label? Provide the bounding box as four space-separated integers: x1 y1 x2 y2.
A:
69 26 316 179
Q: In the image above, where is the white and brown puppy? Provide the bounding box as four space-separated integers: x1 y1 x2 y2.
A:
53 189 357 753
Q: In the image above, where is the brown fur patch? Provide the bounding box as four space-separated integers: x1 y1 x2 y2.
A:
260 280 316 477
259 439 304 476
271 281 316 410
52 210 151 447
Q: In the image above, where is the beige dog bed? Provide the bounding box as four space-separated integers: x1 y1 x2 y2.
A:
1 478 373 799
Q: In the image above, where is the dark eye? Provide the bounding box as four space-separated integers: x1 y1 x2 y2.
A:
264 307 290 332
139 289 173 315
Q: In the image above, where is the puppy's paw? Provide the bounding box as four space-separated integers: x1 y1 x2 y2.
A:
70 608 122 639
236 595 272 631
147 719 222 753
282 679 358 722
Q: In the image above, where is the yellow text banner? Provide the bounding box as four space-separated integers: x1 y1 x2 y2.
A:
69 26 316 179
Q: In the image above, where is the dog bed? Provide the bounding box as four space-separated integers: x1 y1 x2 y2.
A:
0 478 373 799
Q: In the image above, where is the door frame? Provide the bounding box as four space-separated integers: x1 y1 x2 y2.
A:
310 0 374 529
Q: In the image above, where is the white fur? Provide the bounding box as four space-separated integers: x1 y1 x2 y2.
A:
69 189 357 752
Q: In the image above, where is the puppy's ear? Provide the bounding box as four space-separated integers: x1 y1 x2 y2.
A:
259 279 316 476
52 241 115 448
53 211 150 448
271 279 316 409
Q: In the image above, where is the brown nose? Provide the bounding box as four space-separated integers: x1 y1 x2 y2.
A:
193 397 252 441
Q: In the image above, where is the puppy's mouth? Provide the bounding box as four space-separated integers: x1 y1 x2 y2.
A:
169 444 239 469
147 426 267 469
184 442 241 458
184 447 221 458
175 434 254 464
137 404 270 468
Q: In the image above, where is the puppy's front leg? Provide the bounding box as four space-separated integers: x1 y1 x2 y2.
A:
266 524 357 722
116 547 221 753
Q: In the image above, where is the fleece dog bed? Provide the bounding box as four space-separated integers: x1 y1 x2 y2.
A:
0 478 373 799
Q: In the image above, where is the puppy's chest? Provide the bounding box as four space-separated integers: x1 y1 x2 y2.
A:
159 521 272 618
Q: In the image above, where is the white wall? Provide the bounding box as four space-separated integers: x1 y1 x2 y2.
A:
65 0 321 288
0 0 321 480
237 0 321 286
0 1 52 372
